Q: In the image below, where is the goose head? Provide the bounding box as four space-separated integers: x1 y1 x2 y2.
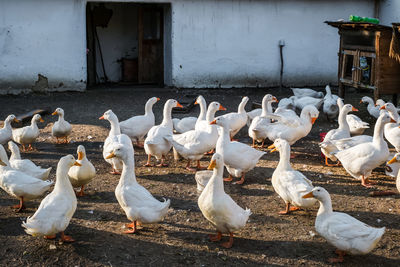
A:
76 145 86 160
165 99 183 109
262 94 278 105
380 103 397 114
240 96 249 105
105 144 130 162
302 186 330 202
195 95 205 105
5 114 18 124
388 153 400 165
268 138 289 153
148 97 160 105
360 96 373 105
32 114 44 123
376 99 386 107
208 101 226 112
209 116 230 128
99 109 118 122
207 153 224 170
59 154 81 170
301 105 319 124
342 104 358 114
52 107 65 117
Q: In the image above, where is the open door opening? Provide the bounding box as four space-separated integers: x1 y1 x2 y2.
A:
86 2 168 88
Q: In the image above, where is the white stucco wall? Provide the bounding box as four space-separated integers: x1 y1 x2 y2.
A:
0 0 376 92
0 0 87 93
379 0 400 25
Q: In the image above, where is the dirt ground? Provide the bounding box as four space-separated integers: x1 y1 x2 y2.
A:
0 86 399 266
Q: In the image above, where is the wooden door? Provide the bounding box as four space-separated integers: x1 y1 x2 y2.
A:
138 6 164 84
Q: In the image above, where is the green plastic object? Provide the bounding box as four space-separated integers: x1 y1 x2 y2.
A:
349 15 380 24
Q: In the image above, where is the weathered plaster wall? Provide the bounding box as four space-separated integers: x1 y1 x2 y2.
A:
379 0 400 25
0 0 87 93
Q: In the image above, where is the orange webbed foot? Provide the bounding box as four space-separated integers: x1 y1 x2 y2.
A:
60 232 75 242
209 232 222 242
44 235 56 240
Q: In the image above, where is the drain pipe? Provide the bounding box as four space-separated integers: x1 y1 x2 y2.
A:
279 39 285 89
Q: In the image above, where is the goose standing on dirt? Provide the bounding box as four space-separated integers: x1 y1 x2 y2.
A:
12 114 44 151
0 115 18 145
337 99 369 135
269 139 317 214
320 103 357 166
68 145 96 196
216 96 249 140
144 99 183 167
198 153 251 248
323 85 339 121
291 88 324 98
173 95 207 133
303 187 385 263
361 96 380 118
119 97 159 147
0 144 53 212
51 108 72 144
166 101 226 171
380 103 400 152
106 143 170 234
212 116 265 184
8 141 51 180
333 112 391 187
248 94 278 147
22 155 80 242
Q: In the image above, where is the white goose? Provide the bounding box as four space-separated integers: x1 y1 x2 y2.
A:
361 96 380 118
106 143 170 234
144 99 182 167
8 141 51 180
264 105 319 146
248 94 277 147
291 88 324 98
68 145 96 196
0 114 18 145
387 153 400 192
380 102 400 152
216 96 249 140
166 101 226 171
320 103 357 166
173 95 207 133
291 96 324 110
0 144 53 212
119 96 159 147
12 114 44 151
269 139 317 214
323 85 340 121
337 99 369 135
198 153 251 248
22 155 80 242
303 187 385 263
333 112 391 187
51 107 72 143
212 116 265 184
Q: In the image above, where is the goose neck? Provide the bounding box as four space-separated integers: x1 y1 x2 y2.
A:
261 100 273 117
208 165 225 192
54 165 75 194
161 104 173 127
3 119 11 129
373 116 385 144
206 107 217 122
338 109 350 131
119 156 137 185
109 117 121 136
198 99 207 121
144 101 155 116
277 145 292 170
317 196 333 216
238 100 247 114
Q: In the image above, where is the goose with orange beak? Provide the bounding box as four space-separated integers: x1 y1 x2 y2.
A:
51 107 72 144
167 102 226 171
212 116 265 184
198 153 251 248
23 155 81 242
12 114 44 151
380 103 400 152
68 145 96 196
268 139 317 214
248 94 278 147
302 186 385 263
144 99 183 167
320 103 359 166
0 114 19 145
120 96 160 148
172 95 207 134
360 96 380 118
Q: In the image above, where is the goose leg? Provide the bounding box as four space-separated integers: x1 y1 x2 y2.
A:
136 141 144 148
209 231 222 242
251 139 256 148
64 136 69 144
144 154 153 167
185 160 197 172
258 139 265 148
223 174 233 182
76 185 85 197
234 174 245 185
324 156 338 167
279 203 291 215
361 175 373 188
12 197 25 212
156 155 168 167
329 250 345 263
60 232 75 242
196 160 206 170
221 232 234 248
204 149 215 155
110 168 121 175
44 235 56 239
124 220 137 234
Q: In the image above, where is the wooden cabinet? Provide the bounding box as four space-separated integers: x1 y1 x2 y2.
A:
326 21 400 103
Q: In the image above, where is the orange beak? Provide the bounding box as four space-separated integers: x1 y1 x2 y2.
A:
207 159 216 170
39 118 44 122
13 118 19 123
78 152 84 160
99 115 105 120
210 119 217 125
273 97 278 103
268 144 277 153
380 106 386 110
352 107 358 112
156 97 160 101
194 100 198 105
219 105 227 111
106 152 115 159
176 102 183 108
73 161 82 167
52 111 58 116
391 118 397 123
311 117 317 124
359 100 363 104
302 192 314 199
388 156 398 165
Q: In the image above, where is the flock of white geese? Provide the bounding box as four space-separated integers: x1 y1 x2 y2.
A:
0 85 399 262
